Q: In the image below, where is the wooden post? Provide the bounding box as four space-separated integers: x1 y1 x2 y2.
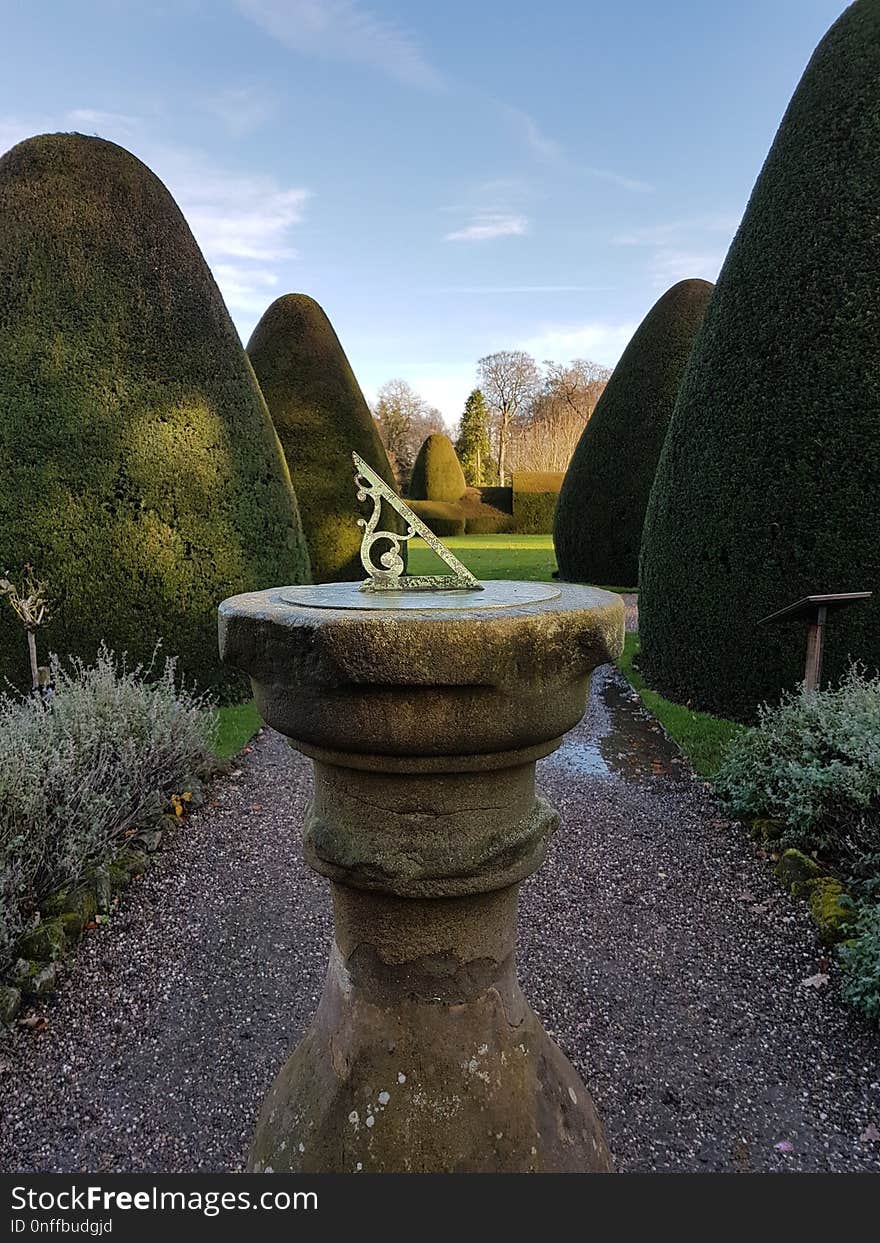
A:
26 629 39 694
803 604 827 692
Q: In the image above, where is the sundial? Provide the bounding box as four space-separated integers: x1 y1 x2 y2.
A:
280 451 559 610
218 463 625 1174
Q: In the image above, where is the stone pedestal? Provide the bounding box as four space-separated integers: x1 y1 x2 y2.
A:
218 580 623 1173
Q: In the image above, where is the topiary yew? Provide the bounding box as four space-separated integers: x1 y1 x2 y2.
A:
0 133 309 699
408 433 466 503
247 294 404 583
554 280 712 586
639 1 880 720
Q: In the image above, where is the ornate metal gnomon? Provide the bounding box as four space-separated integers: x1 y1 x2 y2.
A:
352 452 482 593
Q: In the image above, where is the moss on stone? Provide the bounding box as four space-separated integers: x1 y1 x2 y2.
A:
42 883 98 925
639 3 880 719
17 918 67 963
0 133 309 700
409 434 467 503
751 818 785 842
247 294 403 583
16 960 58 998
0 983 21 1025
805 877 855 945
555 280 712 586
775 848 822 893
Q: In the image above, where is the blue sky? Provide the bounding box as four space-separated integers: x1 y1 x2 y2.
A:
0 0 851 421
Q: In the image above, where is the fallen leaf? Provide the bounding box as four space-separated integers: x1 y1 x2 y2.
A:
774 1140 794 1153
859 1124 880 1143
250 804 262 813
800 973 829 989
18 1014 48 1032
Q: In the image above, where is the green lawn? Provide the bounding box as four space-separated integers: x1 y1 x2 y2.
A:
617 633 743 778
407 534 636 591
211 699 262 760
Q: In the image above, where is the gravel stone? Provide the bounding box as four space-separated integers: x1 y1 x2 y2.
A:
1 666 877 1173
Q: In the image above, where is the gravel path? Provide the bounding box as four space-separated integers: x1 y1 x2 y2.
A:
1 664 878 1173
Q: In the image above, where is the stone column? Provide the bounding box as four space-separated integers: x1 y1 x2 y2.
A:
219 581 623 1173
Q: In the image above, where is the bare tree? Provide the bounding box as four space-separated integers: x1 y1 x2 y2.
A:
373 379 446 489
507 358 611 474
476 351 540 485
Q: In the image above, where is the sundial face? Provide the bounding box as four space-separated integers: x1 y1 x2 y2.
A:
350 452 483 593
279 580 561 611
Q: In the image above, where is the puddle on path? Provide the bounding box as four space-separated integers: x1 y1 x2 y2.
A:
547 667 687 783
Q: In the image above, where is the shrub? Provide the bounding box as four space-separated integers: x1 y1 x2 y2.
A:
0 646 212 973
464 510 513 535
512 472 564 535
0 133 309 700
555 280 712 585
247 294 403 582
840 902 880 1021
409 434 466 503
639 3 880 720
407 500 466 538
714 665 880 875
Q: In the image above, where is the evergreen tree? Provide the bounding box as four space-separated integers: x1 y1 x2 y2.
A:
639 0 880 719
455 389 493 486
0 133 309 698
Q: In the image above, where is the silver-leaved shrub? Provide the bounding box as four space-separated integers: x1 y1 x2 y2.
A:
840 901 880 1022
0 645 212 972
714 665 880 870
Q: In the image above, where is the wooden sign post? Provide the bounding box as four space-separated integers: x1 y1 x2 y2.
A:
759 592 872 692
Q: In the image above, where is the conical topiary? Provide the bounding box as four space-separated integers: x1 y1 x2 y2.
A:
247 294 404 583
0 133 310 699
639 0 880 721
554 279 712 587
409 434 466 503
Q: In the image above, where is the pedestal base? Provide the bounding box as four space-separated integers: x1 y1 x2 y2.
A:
248 888 611 1174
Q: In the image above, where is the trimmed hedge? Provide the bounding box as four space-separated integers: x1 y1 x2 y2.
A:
639 1 880 721
408 500 466 538
554 280 712 585
409 433 467 503
0 133 309 699
247 294 403 582
408 491 512 538
512 472 564 535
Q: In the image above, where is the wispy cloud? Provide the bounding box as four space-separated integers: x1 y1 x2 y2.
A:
437 285 606 294
520 320 638 367
502 104 653 193
613 214 740 246
212 264 281 315
0 109 309 323
236 0 443 90
66 108 140 137
614 214 739 285
583 165 654 194
503 106 564 163
444 213 528 242
201 86 276 137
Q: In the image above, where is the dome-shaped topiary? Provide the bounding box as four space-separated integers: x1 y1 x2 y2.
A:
554 279 712 586
408 433 466 503
0 133 310 699
247 294 404 583
639 0 880 721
